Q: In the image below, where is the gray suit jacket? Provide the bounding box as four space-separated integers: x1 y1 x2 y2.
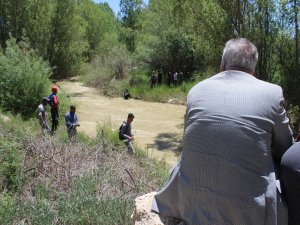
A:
152 70 293 225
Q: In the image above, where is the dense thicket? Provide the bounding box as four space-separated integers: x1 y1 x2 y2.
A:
0 38 51 115
135 0 300 125
0 0 117 78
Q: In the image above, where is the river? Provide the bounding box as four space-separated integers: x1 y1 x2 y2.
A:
59 81 186 166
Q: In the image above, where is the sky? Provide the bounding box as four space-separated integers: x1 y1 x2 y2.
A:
93 0 149 16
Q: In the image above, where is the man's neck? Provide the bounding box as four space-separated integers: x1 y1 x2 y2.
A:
224 65 254 76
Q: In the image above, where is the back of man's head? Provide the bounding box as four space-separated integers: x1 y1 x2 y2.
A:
70 105 76 113
221 38 258 73
128 113 134 118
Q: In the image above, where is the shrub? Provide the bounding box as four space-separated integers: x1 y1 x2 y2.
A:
0 141 24 192
0 38 51 116
0 192 17 224
96 118 122 147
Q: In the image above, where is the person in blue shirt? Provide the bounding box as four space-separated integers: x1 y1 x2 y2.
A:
65 105 80 141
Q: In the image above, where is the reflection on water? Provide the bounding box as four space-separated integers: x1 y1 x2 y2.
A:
59 81 186 166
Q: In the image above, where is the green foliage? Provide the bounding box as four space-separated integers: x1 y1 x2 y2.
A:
0 141 24 192
25 0 53 59
80 1 118 60
57 174 133 225
287 105 300 133
96 118 123 146
0 38 51 116
0 109 169 224
0 0 29 46
119 0 143 52
48 0 88 78
81 42 132 90
0 192 17 224
20 197 56 225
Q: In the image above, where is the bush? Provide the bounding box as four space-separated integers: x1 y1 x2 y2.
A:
0 141 24 192
96 118 123 147
0 38 51 116
0 192 17 224
0 110 169 224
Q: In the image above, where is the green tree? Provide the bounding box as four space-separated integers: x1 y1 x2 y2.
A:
47 0 88 78
0 38 51 115
79 1 118 60
0 0 29 48
119 0 142 52
25 0 53 60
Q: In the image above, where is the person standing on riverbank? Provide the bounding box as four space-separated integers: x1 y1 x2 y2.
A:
152 38 293 224
65 105 80 141
36 97 51 132
48 85 59 133
119 113 135 154
150 71 157 88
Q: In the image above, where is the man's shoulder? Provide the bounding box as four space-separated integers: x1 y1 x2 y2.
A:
38 104 44 111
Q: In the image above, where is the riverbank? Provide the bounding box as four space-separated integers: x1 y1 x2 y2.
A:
59 80 186 166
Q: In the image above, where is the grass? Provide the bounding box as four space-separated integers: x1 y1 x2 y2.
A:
0 110 169 225
80 63 211 104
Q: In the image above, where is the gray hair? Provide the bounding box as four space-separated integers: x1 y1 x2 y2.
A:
221 38 258 73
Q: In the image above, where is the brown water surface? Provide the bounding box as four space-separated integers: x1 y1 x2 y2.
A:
59 81 186 166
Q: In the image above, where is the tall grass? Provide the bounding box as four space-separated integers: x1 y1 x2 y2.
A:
0 111 169 224
81 64 210 104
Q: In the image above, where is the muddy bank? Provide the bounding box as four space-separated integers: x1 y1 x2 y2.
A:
59 81 186 166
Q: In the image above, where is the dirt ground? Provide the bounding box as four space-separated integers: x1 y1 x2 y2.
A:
59 81 186 166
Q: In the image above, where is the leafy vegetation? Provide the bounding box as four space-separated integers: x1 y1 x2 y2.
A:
0 112 168 224
0 38 51 116
0 0 300 223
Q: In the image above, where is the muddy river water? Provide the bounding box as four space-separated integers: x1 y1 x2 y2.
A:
59 81 186 166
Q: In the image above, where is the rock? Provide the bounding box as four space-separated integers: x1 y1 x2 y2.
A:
0 114 11 123
131 192 185 225
168 99 174 104
168 99 185 105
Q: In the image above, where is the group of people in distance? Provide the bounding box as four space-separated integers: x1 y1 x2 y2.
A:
151 70 185 88
36 85 136 151
152 38 300 225
36 85 80 141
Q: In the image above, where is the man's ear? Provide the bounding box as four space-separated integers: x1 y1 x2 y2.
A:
220 62 225 72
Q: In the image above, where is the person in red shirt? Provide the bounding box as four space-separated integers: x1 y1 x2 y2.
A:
48 85 59 133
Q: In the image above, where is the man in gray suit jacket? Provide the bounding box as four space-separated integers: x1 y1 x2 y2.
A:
152 38 293 225
280 142 300 225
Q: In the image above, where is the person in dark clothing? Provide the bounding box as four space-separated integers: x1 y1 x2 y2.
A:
167 72 172 87
150 70 157 88
157 71 162 85
123 89 131 100
119 113 135 154
48 85 59 133
65 105 80 141
280 142 300 225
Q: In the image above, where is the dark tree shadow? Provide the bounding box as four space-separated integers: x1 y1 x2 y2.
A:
150 132 183 156
69 92 86 97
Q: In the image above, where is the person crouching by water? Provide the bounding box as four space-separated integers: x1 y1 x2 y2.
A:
36 97 51 132
123 89 131 100
119 113 135 154
65 105 80 141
